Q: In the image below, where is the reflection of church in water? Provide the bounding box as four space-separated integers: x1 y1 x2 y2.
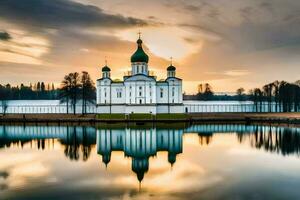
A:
1 124 300 182
97 128 183 182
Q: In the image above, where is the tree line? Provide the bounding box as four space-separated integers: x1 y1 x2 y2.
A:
184 80 300 112
0 71 96 115
0 82 58 100
248 80 300 112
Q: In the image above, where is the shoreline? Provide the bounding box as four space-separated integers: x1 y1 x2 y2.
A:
0 113 300 125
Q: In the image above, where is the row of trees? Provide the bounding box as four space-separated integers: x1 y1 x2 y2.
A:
184 83 215 100
0 71 96 115
184 81 300 112
60 71 96 114
248 81 300 112
0 82 58 100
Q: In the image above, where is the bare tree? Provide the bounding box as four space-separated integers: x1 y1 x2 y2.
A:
81 71 95 115
236 87 245 101
60 72 81 114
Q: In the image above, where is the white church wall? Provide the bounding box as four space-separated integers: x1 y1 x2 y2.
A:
124 76 156 105
166 78 182 104
156 84 169 104
111 84 125 104
97 79 112 104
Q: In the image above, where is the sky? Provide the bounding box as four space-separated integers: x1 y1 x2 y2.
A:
0 0 299 94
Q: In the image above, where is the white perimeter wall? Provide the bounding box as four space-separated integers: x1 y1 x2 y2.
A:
0 100 274 114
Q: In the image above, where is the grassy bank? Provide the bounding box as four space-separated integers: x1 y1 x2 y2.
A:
96 113 189 120
1 113 300 125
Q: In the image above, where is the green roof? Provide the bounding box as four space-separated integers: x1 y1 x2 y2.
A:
102 65 111 72
131 38 149 63
167 65 176 71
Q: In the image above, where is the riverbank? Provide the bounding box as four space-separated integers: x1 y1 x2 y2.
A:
0 113 300 124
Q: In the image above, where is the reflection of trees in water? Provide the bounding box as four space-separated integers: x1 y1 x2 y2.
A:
0 126 57 150
0 126 28 148
60 127 93 161
198 133 213 145
197 126 300 156
237 126 300 156
0 125 95 161
0 138 54 150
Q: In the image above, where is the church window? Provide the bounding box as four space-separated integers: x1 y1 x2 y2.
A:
139 86 142 96
172 87 175 96
160 88 163 98
116 89 122 98
139 99 142 104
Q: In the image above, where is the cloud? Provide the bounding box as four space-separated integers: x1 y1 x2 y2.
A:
0 0 148 30
224 70 251 77
0 31 11 41
0 0 299 91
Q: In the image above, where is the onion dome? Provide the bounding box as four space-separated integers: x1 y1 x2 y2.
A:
168 153 176 166
102 154 111 167
132 158 149 182
102 65 111 72
131 38 149 63
167 65 176 71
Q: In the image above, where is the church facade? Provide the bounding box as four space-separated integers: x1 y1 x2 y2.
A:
96 36 183 114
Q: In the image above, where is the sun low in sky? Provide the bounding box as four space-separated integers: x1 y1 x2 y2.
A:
0 0 299 93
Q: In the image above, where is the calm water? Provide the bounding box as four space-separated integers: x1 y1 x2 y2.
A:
1 123 300 200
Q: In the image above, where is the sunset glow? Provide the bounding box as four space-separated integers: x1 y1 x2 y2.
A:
0 0 299 93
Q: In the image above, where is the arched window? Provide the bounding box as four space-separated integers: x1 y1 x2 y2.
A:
139 99 142 104
160 88 163 98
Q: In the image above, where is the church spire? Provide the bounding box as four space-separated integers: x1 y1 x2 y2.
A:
131 32 149 63
102 56 111 78
138 30 141 39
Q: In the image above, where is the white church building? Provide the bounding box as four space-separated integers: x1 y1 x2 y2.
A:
96 36 183 114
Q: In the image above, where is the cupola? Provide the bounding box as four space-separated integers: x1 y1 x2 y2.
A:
167 57 176 78
131 36 149 63
102 60 111 78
